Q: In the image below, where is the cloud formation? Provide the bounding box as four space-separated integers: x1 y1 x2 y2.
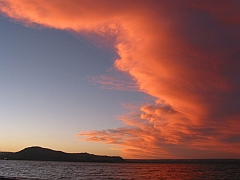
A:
1 0 239 158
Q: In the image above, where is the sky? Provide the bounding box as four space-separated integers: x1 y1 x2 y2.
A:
0 0 239 159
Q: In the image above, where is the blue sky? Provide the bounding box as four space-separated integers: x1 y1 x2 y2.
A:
0 16 149 155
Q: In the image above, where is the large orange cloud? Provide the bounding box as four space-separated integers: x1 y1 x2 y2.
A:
1 0 239 158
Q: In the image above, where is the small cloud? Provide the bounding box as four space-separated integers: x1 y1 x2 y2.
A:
88 73 138 91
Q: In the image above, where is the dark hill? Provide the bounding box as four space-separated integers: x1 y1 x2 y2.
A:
0 146 124 163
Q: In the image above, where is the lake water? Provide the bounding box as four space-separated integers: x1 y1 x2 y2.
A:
0 160 239 180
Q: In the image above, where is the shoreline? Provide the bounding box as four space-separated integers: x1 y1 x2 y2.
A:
1 158 239 164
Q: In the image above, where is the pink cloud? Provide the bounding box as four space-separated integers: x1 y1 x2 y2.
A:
88 74 138 91
1 0 239 158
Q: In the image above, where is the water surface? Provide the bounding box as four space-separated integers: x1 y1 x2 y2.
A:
0 160 239 180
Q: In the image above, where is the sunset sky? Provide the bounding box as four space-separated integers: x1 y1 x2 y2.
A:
0 0 239 159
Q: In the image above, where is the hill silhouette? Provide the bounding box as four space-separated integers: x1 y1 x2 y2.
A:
0 146 124 163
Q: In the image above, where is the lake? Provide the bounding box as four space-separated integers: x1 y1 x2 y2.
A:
0 160 239 179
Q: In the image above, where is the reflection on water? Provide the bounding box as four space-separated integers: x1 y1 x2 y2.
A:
0 160 239 180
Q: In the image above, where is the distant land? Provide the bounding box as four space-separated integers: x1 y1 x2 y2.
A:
0 147 239 164
0 146 124 163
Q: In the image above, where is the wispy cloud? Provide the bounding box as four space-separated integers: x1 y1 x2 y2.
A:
1 0 239 158
88 74 138 91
